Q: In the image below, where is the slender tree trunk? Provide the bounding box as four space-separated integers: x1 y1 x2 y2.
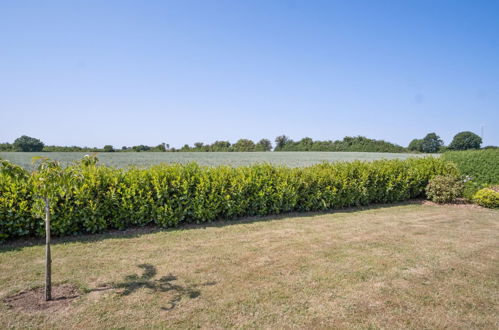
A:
44 197 52 301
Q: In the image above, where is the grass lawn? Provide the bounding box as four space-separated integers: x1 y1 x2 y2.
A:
1 203 498 329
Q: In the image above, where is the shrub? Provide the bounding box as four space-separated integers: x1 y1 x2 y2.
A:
441 149 499 199
425 175 464 203
473 187 499 208
0 157 458 240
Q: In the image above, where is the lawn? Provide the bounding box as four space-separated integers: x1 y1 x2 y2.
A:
1 203 497 329
0 151 433 168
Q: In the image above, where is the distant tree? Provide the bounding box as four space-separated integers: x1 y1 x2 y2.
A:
449 131 482 150
298 137 314 151
274 135 291 151
121 146 128 150
256 139 272 151
103 145 115 152
0 142 13 151
232 139 256 152
194 142 204 149
13 135 44 152
154 143 166 152
211 141 231 151
132 145 151 152
421 133 443 153
408 139 424 152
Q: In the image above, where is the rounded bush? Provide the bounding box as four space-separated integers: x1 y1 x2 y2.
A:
473 187 499 208
425 175 464 203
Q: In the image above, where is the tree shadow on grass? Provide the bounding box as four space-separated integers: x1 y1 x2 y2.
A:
99 264 216 311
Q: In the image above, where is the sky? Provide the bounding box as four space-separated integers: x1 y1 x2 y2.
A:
1 0 498 148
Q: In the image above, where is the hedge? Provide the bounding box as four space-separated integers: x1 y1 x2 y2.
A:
441 149 499 199
0 157 458 240
441 149 499 185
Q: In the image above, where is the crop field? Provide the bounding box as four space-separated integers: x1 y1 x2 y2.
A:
0 151 434 168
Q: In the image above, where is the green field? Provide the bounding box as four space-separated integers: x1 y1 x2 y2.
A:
0 152 433 168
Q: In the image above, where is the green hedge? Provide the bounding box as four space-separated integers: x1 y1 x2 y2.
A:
441 149 499 198
0 157 457 240
441 149 499 185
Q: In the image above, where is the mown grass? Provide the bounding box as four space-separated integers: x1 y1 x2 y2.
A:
0 151 433 169
1 203 498 329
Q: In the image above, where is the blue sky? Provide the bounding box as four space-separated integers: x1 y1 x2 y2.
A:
1 0 498 148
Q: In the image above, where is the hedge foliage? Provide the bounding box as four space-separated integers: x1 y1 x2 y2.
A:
0 157 457 240
441 149 499 185
441 149 499 199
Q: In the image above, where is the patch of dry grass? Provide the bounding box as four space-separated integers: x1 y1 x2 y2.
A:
1 203 498 329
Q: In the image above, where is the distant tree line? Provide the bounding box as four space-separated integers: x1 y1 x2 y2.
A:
179 139 273 152
0 131 492 153
408 131 485 153
273 136 406 152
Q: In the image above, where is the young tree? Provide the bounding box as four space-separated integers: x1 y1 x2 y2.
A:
31 157 77 301
13 135 45 152
449 131 482 150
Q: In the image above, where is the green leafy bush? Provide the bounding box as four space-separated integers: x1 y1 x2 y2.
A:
0 157 458 240
441 149 499 184
441 149 499 199
425 175 464 203
473 187 499 208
